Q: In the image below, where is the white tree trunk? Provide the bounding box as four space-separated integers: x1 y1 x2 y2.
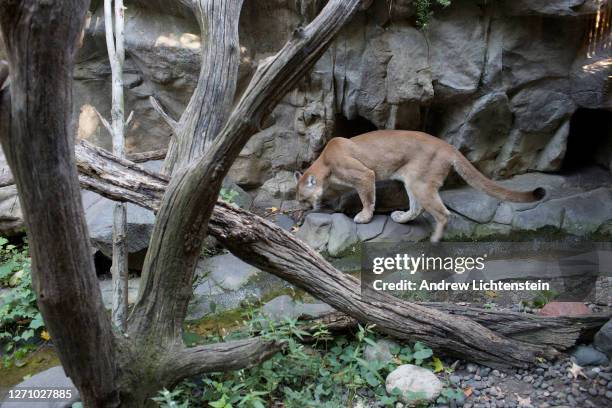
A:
104 0 128 331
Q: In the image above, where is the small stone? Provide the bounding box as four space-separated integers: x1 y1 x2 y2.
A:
588 388 598 396
385 364 443 403
606 390 612 399
450 375 461 385
599 371 612 381
467 363 478 373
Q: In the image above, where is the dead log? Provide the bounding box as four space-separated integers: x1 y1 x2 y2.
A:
298 308 609 351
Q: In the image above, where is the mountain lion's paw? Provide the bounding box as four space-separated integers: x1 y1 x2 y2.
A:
391 211 407 223
354 211 373 224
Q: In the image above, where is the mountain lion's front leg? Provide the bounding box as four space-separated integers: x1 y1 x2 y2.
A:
354 177 375 224
334 158 376 224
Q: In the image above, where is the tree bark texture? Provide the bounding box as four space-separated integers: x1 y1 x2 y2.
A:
0 2 119 406
161 0 244 174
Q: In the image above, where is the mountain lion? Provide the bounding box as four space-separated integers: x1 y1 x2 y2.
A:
294 130 545 243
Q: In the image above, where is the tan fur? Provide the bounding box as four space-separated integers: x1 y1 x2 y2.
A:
295 130 544 243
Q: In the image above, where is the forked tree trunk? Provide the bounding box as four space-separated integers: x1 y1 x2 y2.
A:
0 0 371 405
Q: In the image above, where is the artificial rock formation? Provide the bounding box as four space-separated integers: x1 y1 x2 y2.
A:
66 0 610 212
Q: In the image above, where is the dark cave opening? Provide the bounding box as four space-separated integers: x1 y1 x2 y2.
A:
563 108 612 171
333 114 378 138
93 250 112 278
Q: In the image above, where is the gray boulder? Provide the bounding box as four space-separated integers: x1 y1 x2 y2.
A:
441 187 500 224
262 295 334 322
594 319 612 357
0 185 23 235
296 213 332 251
385 364 443 403
427 2 488 100
356 215 387 241
327 213 358 257
187 253 289 320
501 0 601 17
262 295 299 321
99 277 140 311
373 217 430 243
572 345 610 366
1 366 79 408
83 191 155 269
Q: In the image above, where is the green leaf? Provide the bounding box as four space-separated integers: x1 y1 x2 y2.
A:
29 313 44 329
432 356 444 373
413 348 433 361
20 329 34 341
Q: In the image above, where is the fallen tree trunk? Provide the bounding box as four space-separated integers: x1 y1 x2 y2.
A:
298 307 608 351
70 141 612 368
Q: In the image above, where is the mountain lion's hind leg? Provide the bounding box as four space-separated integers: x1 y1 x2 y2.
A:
391 182 423 223
413 184 450 243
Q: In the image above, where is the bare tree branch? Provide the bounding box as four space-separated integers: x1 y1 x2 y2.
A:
127 147 168 163
149 95 178 131
124 109 134 130
103 0 129 331
93 106 113 135
163 338 285 385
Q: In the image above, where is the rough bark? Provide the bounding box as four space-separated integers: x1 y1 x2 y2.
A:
0 2 119 406
70 141 611 368
161 0 244 174
299 308 609 351
162 338 285 386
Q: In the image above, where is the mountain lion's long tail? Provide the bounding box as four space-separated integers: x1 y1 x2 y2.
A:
451 151 545 202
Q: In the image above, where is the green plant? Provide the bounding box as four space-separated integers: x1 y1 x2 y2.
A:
521 289 559 309
415 0 451 28
152 388 190 408
219 188 240 205
0 236 46 367
156 308 462 407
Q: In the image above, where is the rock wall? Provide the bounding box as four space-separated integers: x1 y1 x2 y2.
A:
1 0 610 238
70 0 610 211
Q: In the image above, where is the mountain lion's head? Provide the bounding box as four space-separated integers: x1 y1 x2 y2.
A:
294 171 323 210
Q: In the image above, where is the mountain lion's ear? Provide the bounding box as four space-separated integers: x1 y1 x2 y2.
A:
294 171 303 183
307 174 317 187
